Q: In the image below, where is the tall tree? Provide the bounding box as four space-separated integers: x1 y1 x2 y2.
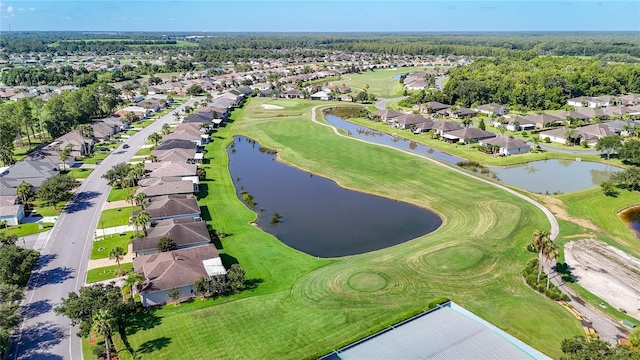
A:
108 247 126 274
91 309 114 360
37 174 78 209
619 139 640 165
0 104 19 166
148 132 162 146
531 229 551 284
15 98 34 148
595 135 623 160
157 236 177 252
123 272 143 303
16 181 34 206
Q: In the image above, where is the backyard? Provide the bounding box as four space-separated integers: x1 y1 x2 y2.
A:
117 97 583 359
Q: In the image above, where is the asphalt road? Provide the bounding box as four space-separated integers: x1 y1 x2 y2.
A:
8 98 199 360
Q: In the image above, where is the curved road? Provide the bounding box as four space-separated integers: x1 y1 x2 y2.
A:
309 104 627 344
374 96 407 110
9 98 200 360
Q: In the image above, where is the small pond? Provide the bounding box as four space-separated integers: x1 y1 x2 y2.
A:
324 114 464 164
620 206 640 239
227 136 442 258
489 159 621 194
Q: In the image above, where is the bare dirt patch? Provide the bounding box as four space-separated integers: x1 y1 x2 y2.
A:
565 239 640 320
542 196 600 231
261 104 285 110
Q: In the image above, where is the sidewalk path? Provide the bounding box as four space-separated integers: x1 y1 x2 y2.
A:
102 200 130 210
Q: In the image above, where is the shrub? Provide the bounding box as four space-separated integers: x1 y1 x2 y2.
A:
112 332 134 360
544 137 552 143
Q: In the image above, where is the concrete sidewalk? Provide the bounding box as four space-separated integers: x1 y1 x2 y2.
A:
95 225 137 237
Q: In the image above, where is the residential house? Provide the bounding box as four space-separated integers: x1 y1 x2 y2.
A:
145 162 197 179
183 111 214 124
283 90 304 99
162 123 210 145
133 244 226 307
474 103 509 116
394 114 429 130
46 130 94 157
539 123 616 146
135 194 201 222
132 218 211 256
422 101 450 114
136 179 196 198
479 136 530 156
404 80 428 91
91 121 120 142
115 106 150 119
413 120 436 134
310 91 332 101
431 120 463 136
441 127 497 144
376 109 404 123
438 106 476 119
0 196 25 226
567 96 615 108
0 160 58 192
24 148 77 169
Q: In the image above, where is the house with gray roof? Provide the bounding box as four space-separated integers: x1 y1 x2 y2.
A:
442 127 496 143
136 179 195 198
0 195 24 226
132 218 211 256
133 244 226 307
394 114 429 130
479 136 530 156
145 162 197 178
0 160 58 191
474 103 509 116
134 195 201 222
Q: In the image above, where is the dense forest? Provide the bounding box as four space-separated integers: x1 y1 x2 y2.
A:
441 57 640 110
3 32 640 60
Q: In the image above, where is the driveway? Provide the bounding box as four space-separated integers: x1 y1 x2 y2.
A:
8 98 201 360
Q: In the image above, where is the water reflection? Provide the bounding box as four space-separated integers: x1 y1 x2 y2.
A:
227 135 442 258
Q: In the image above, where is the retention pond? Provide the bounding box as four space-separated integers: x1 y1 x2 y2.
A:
227 136 442 258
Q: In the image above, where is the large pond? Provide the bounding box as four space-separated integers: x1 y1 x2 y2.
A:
620 206 640 239
324 114 464 164
325 114 619 193
489 160 620 194
227 136 442 258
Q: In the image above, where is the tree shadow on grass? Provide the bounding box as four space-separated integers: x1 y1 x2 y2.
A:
27 267 74 290
244 278 264 291
124 308 163 336
199 204 211 221
136 337 172 354
196 183 209 201
21 299 53 320
220 253 238 269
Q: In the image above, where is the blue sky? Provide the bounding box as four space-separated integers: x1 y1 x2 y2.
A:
1 1 639 32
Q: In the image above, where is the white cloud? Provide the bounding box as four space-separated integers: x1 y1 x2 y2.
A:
167 18 174 21
29 7 35 11
6 5 13 12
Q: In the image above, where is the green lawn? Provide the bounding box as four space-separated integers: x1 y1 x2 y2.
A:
135 147 152 156
107 187 134 202
91 232 136 260
97 207 140 229
67 168 93 179
31 200 64 216
122 97 581 359
78 151 110 164
86 263 134 284
329 67 438 98
0 222 53 238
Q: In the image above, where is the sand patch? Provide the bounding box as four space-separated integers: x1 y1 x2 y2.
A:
565 239 640 320
542 196 600 231
261 104 285 110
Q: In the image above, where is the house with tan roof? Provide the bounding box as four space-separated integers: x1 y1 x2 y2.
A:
0 196 24 226
132 218 211 256
133 244 226 307
441 127 496 144
46 130 94 157
136 179 196 198
145 162 197 178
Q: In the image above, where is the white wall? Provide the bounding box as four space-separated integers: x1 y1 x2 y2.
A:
141 284 195 307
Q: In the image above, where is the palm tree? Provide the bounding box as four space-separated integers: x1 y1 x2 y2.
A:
109 246 126 273
126 191 135 213
76 124 94 155
134 193 146 208
135 211 151 234
497 125 507 135
147 154 158 163
92 309 114 360
123 272 143 303
531 229 550 284
563 128 579 146
161 123 171 135
16 181 34 206
544 242 559 289
148 132 162 146
173 112 181 123
129 215 140 233
461 118 473 128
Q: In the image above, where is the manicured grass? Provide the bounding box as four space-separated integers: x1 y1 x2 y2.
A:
329 67 435 98
559 187 640 253
67 168 93 179
86 263 133 284
31 200 64 216
107 187 134 202
78 151 110 164
90 232 136 260
0 222 53 238
122 97 581 359
344 116 608 166
135 147 152 156
97 207 140 229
